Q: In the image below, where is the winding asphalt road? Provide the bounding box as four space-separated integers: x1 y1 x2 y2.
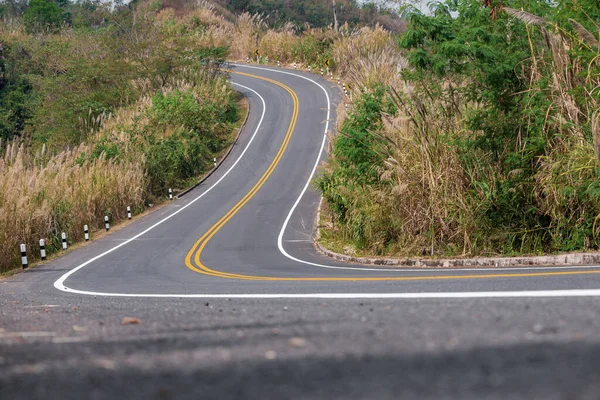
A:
2 64 600 399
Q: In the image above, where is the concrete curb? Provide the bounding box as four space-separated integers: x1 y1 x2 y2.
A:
177 97 251 199
314 240 600 268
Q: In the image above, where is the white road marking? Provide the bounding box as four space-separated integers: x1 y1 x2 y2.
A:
0 332 57 337
45 289 600 298
23 305 60 308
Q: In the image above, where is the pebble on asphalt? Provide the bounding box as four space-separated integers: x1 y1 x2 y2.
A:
121 317 141 325
288 337 307 348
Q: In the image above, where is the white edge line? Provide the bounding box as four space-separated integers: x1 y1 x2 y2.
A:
53 82 267 295
50 65 600 299
50 289 600 298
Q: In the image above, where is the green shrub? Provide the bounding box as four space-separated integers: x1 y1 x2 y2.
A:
23 0 64 33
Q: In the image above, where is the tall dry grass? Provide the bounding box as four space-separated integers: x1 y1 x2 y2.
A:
0 140 145 271
508 9 600 247
0 69 234 272
332 25 405 88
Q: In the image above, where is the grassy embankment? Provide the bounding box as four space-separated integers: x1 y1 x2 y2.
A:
317 0 600 259
0 2 247 273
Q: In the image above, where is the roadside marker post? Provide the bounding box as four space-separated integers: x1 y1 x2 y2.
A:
127 206 132 220
20 244 28 269
308 65 311 73
169 188 173 200
39 239 46 261
277 60 280 67
214 157 217 167
104 216 110 231
84 225 89 241
62 232 67 250
294 62 297 69
320 67 323 76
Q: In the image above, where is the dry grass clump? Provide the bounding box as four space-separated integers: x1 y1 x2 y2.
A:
324 83 481 256
259 23 297 62
522 13 600 246
378 87 480 255
174 7 265 60
0 140 145 272
230 12 266 60
332 25 405 89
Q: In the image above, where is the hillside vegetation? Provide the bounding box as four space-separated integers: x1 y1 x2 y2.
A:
318 0 600 258
0 0 399 273
0 0 243 272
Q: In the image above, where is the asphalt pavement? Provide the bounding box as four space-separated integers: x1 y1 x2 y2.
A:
2 64 600 399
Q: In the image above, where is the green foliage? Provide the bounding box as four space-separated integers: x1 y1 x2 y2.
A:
320 0 600 256
397 0 563 253
333 87 388 185
317 87 393 248
23 0 64 33
0 77 33 141
145 89 239 193
145 129 210 194
91 140 120 161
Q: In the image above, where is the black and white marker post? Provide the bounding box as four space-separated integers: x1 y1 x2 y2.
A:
213 158 217 167
127 206 132 220
39 239 46 261
20 244 28 269
169 188 173 200
62 232 67 250
84 225 89 241
104 215 110 231
294 62 297 69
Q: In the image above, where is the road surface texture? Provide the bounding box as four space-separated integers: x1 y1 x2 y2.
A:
2 64 600 399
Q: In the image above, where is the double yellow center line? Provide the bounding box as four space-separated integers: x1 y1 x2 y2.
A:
184 70 600 282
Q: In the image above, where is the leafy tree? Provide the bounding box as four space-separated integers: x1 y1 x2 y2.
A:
0 77 33 141
0 42 33 142
23 0 63 33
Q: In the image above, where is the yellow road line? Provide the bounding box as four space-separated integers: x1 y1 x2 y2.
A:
185 70 600 282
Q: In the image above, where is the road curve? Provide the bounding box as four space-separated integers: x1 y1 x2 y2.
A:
4 65 600 400
33 63 600 297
